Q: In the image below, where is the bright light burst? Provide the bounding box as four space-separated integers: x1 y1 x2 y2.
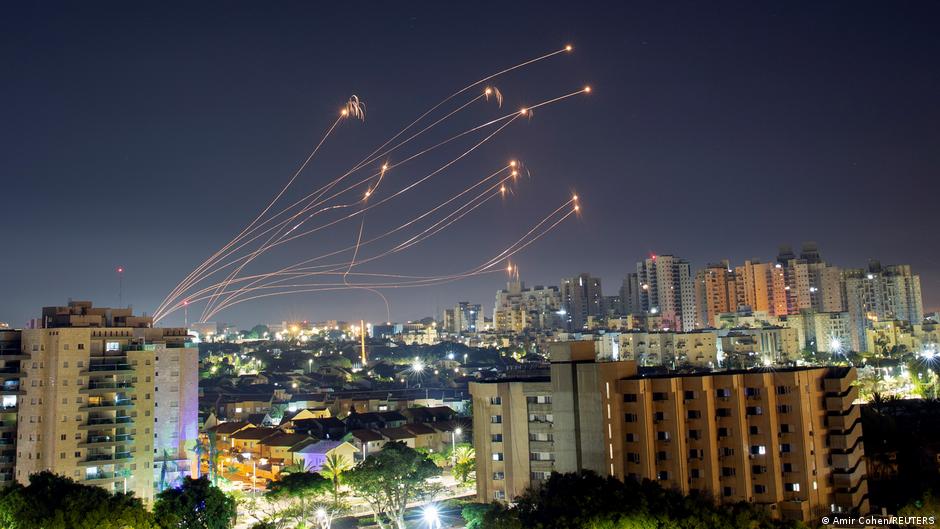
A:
153 46 589 324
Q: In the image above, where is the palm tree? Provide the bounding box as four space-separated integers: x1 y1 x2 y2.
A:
319 452 352 505
453 445 476 484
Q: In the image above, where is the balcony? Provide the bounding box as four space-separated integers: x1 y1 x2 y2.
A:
79 416 134 429
78 451 134 466
82 362 133 375
80 381 136 394
80 434 134 448
80 399 133 412
84 472 123 484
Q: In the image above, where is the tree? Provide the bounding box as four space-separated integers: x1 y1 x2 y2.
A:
319 452 352 506
0 471 154 529
265 472 330 528
345 441 442 529
453 445 476 484
153 476 236 529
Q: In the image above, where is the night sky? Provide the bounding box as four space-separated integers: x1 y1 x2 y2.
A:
2 2 939 328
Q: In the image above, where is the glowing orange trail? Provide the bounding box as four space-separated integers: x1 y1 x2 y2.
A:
154 47 589 323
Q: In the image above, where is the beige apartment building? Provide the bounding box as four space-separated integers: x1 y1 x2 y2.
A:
471 341 868 522
469 376 554 502
15 302 197 503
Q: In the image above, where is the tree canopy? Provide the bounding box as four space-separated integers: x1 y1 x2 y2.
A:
345 441 442 529
479 471 805 529
153 476 236 529
0 471 154 529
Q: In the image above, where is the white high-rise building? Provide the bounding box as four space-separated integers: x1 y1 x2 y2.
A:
637 255 695 331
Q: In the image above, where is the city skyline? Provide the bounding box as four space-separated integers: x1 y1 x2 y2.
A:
3 2 940 327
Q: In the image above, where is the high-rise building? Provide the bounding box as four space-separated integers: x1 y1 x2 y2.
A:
694 262 737 328
471 342 869 521
493 278 562 332
637 255 695 331
844 262 924 351
443 302 484 334
734 261 788 317
777 244 845 314
618 273 642 316
560 273 603 331
0 329 24 487
15 301 197 503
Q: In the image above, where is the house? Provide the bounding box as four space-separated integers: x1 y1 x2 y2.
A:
246 412 275 427
346 429 387 460
223 397 274 421
286 417 347 440
401 406 458 424
279 408 331 427
378 427 417 448
404 423 440 452
259 432 313 464
230 427 278 455
290 440 358 471
206 421 254 451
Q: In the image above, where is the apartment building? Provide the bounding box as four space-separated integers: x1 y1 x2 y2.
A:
637 255 695 332
469 375 554 502
596 330 719 368
471 342 868 521
15 301 197 503
0 330 24 486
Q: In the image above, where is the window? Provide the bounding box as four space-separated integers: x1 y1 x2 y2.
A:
780 424 791 433
754 484 767 494
623 393 637 403
625 433 636 442
716 388 731 398
777 404 793 414
656 451 667 461
689 449 703 459
657 471 669 480
722 487 733 497
493 472 505 480
684 390 695 400
490 397 502 405
785 483 800 492
745 387 760 397
490 415 502 424
687 410 701 419
752 465 767 474
492 453 504 461
717 427 729 438
749 426 760 435
776 385 790 395
654 411 665 421
750 445 766 455
491 434 503 442
529 452 552 461
690 468 701 478
689 429 701 440
780 444 792 453
627 453 640 463
657 431 670 441
782 463 793 472
721 447 734 457
652 392 667 401
624 413 638 423
746 406 763 416
717 408 731 417
77 343 84 350
722 467 735 477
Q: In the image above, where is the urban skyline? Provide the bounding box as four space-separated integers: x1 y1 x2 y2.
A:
3 2 940 328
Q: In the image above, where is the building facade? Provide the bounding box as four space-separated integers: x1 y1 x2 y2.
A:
560 273 603 331
471 342 868 521
844 262 924 352
637 255 695 331
15 302 197 503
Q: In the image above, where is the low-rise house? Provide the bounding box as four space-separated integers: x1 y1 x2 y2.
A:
206 421 254 451
404 423 439 451
260 432 313 464
287 417 346 439
230 427 278 456
347 429 387 460
379 427 416 448
290 440 358 471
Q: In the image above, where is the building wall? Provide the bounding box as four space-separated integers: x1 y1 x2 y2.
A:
469 378 554 503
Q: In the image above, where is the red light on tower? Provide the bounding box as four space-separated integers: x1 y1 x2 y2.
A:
117 267 124 273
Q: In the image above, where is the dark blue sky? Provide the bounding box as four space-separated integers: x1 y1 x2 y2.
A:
2 2 938 327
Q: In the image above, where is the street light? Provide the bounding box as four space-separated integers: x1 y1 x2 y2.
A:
423 505 442 529
451 427 463 466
